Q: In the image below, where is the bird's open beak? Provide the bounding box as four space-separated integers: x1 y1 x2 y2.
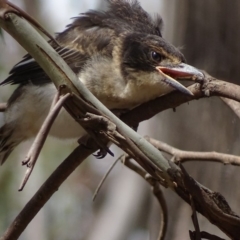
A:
156 63 203 96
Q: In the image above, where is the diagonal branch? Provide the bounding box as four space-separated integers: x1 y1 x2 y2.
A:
0 138 98 240
221 97 240 120
18 92 71 191
121 76 240 127
170 164 240 239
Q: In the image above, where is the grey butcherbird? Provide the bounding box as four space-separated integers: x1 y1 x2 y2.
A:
0 0 203 164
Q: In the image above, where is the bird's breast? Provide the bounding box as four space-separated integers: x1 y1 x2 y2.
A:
78 57 175 110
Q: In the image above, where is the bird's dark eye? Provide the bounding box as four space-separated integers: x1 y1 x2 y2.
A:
151 51 162 62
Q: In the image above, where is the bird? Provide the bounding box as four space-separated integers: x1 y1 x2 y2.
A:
0 0 203 164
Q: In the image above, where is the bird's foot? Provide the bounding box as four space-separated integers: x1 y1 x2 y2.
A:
78 135 114 159
93 147 114 159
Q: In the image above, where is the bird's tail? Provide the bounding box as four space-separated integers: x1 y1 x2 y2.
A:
0 124 19 165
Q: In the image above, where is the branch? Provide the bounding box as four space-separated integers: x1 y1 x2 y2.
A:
0 138 98 240
221 97 240 120
146 137 240 166
121 76 240 127
169 164 240 239
189 195 201 240
122 155 168 240
92 157 120 201
19 92 71 191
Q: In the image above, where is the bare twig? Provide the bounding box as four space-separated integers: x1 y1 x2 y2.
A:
70 93 166 175
121 77 240 127
146 137 240 166
221 97 240 120
92 157 120 201
0 102 6 112
122 155 168 240
19 93 71 191
151 178 168 240
190 195 201 240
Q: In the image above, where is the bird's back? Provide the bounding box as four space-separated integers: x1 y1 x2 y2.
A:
1 0 163 87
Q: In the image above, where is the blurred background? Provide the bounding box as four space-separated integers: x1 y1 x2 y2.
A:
0 0 240 239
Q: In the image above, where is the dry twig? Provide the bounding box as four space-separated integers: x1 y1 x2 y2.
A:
92 157 120 201
221 97 240 120
121 77 240 127
122 155 168 240
190 194 201 240
19 92 71 191
146 137 240 166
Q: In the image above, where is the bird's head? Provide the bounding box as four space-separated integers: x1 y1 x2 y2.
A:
118 32 203 100
56 0 204 109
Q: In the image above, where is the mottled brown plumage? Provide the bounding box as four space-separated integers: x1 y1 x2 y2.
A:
0 0 203 164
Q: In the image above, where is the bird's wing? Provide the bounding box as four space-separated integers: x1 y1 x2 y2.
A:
0 46 89 86
1 0 162 86
1 10 115 86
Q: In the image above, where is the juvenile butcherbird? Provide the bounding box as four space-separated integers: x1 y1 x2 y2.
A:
0 0 203 164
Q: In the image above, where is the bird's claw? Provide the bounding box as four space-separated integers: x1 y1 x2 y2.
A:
93 147 114 159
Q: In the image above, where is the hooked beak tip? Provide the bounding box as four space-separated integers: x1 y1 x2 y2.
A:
156 66 194 96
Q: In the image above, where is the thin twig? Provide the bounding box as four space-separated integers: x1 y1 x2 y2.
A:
121 78 240 127
146 137 240 166
221 97 240 120
19 93 70 191
50 90 61 109
151 179 168 240
122 155 168 240
92 157 120 201
190 195 201 240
